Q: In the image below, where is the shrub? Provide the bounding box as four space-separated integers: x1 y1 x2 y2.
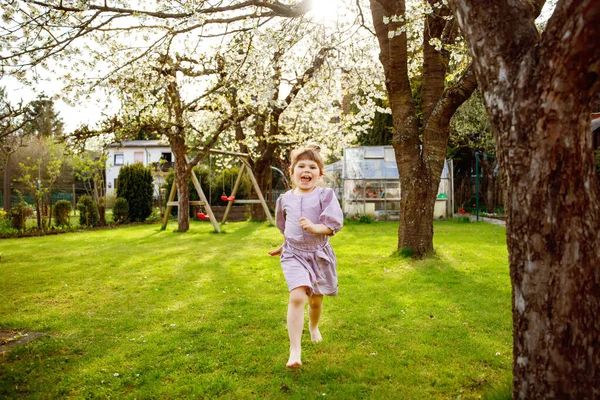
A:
0 210 17 236
78 195 100 227
112 197 129 223
53 200 72 227
146 207 161 222
9 202 33 231
117 163 153 222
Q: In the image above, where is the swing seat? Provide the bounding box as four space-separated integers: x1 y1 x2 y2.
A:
221 195 229 201
221 195 235 202
197 212 210 220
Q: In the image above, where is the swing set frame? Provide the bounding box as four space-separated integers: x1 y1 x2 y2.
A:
161 149 275 232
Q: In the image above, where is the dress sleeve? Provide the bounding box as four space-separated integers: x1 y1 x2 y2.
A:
275 195 286 234
319 188 344 235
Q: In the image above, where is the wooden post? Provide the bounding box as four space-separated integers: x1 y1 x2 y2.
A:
160 180 177 230
221 164 246 224
189 163 220 233
241 157 275 225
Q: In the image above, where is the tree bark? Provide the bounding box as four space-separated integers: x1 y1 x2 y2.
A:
448 1 600 397
3 156 10 211
164 61 191 232
170 134 190 232
370 0 477 257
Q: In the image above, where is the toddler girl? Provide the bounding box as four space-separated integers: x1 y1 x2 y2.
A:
268 146 343 368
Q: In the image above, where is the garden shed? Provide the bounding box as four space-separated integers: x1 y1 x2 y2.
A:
336 146 453 220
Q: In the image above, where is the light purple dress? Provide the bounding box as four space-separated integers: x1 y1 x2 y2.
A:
275 186 344 296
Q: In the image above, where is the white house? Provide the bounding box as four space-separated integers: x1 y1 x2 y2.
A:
105 140 173 198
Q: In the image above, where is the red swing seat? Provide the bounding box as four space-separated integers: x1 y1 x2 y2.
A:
221 194 235 202
197 212 210 220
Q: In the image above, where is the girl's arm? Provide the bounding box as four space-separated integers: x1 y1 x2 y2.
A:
299 217 333 235
268 243 284 256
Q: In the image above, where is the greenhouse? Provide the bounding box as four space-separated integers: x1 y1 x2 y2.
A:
333 146 454 221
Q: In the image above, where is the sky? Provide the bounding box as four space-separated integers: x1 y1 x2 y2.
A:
1 74 117 132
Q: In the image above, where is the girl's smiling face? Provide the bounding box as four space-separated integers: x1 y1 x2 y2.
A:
293 158 322 194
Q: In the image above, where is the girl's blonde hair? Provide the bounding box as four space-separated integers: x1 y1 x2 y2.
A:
288 145 325 178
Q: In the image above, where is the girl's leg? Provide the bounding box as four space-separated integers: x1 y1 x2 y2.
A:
287 286 308 368
308 294 323 342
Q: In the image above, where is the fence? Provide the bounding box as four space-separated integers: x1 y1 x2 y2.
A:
0 192 77 209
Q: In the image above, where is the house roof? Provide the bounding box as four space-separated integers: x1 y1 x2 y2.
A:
107 140 170 148
342 146 399 179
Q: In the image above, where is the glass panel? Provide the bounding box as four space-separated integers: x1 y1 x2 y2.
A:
384 162 399 179
384 147 396 162
364 147 384 159
364 180 385 199
384 181 401 199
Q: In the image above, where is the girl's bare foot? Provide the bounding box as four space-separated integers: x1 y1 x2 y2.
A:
309 326 322 343
286 351 302 368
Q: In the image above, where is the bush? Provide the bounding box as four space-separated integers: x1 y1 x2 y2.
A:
53 200 72 227
78 195 100 227
112 197 129 223
9 202 34 231
146 207 161 222
117 164 153 222
0 210 17 236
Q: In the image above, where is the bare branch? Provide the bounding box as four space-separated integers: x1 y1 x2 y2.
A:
355 0 376 36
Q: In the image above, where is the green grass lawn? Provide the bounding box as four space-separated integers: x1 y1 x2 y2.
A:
0 220 512 399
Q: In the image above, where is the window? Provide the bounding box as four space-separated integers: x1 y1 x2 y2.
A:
134 151 144 164
114 154 124 165
161 152 172 163
364 147 384 159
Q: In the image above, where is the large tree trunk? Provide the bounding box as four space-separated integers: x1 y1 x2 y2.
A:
164 62 191 232
398 167 437 254
250 157 272 221
170 134 190 232
370 0 476 257
449 1 600 397
3 157 11 211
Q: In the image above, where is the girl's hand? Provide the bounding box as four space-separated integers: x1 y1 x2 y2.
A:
299 217 317 233
268 245 282 256
299 217 334 235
